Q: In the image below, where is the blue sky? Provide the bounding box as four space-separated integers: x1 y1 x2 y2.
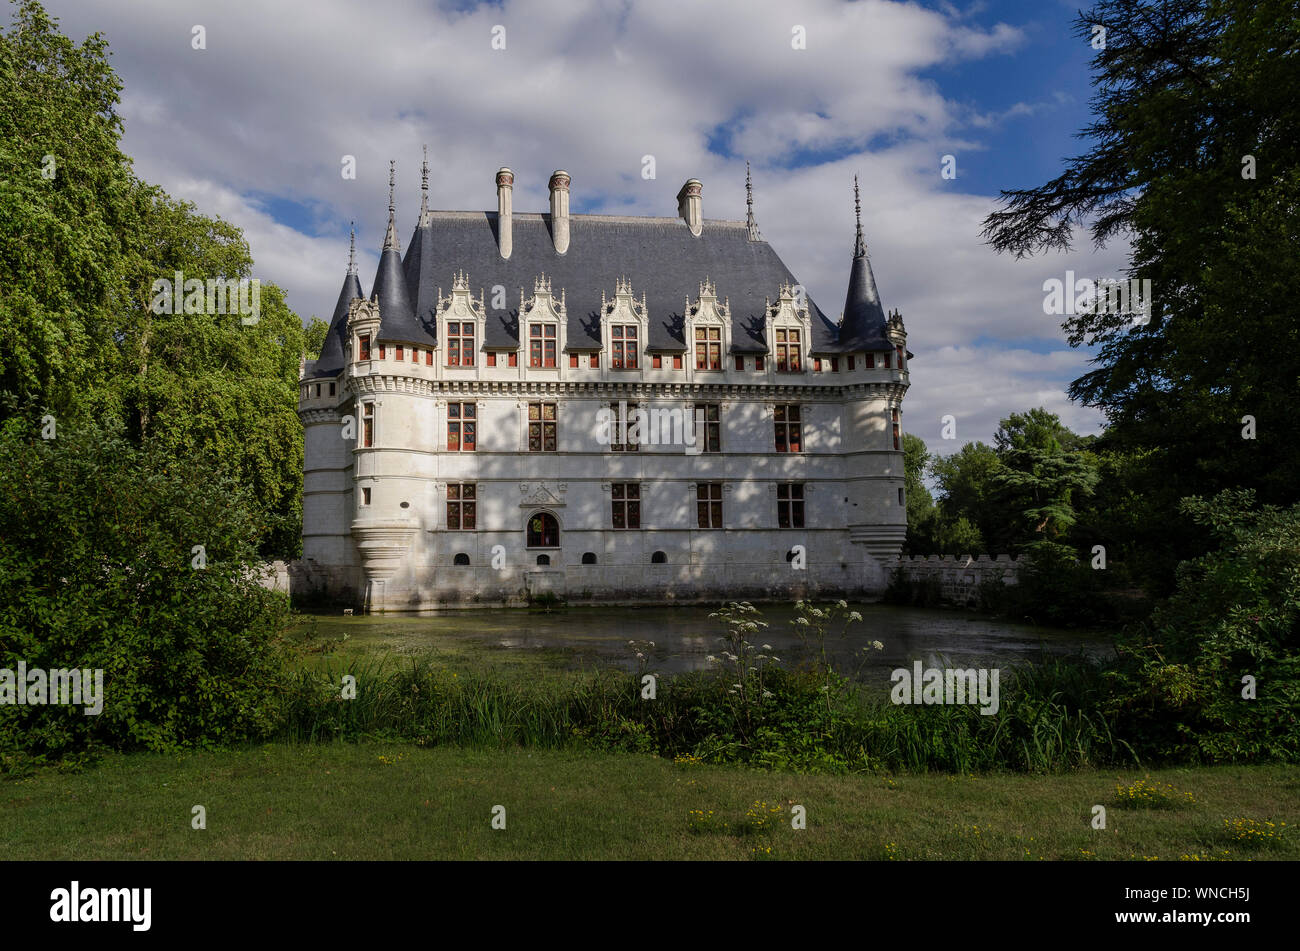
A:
42 0 1128 449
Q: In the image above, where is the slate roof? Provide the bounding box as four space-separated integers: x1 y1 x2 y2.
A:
307 269 364 378
390 211 859 353
838 249 894 352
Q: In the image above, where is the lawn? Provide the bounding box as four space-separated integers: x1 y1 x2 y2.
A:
2 743 1296 860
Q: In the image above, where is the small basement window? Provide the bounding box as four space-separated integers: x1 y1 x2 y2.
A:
651 551 667 564
453 552 470 566
536 554 551 566
581 552 597 565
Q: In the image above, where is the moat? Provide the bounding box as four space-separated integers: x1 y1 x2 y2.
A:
300 602 1110 680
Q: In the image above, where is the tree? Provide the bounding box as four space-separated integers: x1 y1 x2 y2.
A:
901 432 938 553
303 315 329 361
992 409 1100 549
931 441 1003 549
981 0 1300 588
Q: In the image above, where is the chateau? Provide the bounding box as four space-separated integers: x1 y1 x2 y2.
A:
297 159 911 611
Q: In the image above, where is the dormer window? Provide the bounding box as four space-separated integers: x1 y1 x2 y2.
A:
695 327 722 370
530 323 557 367
611 325 638 369
447 320 475 366
358 334 371 361
775 328 802 372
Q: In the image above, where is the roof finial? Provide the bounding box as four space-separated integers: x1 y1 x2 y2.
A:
746 161 759 241
420 145 429 222
383 160 400 252
347 221 356 274
853 174 865 258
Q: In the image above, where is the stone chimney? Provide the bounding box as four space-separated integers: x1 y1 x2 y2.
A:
496 167 513 259
548 170 570 254
677 179 702 236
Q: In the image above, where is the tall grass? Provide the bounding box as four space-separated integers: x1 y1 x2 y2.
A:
274 653 1134 773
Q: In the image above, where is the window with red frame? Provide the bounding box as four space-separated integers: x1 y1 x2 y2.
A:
774 404 802 453
694 327 721 369
775 328 801 371
447 321 475 366
612 325 638 368
447 402 476 451
529 324 556 367
446 483 476 530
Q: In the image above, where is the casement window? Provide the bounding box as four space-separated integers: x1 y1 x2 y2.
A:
612 325 638 369
884 350 892 369
329 382 335 396
774 404 802 453
486 352 497 367
898 487 905 506
892 408 901 451
813 358 822 372
775 328 801 371
446 483 476 530
866 353 875 369
777 483 805 529
379 344 387 359
610 401 639 452
569 354 578 368
830 357 839 372
696 482 723 528
526 512 560 548
611 482 640 529
358 334 371 361
426 349 434 366
314 384 320 397
591 353 599 368
756 355 765 371
673 354 683 370
447 321 475 366
734 355 744 371
652 354 662 369
896 344 905 368
396 345 404 361
361 487 371 506
362 402 374 448
694 327 721 370
529 323 557 367
447 402 476 452
847 355 855 371
528 402 557 452
508 352 518 367
692 403 721 453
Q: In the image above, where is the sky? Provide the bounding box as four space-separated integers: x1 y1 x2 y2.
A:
40 0 1130 451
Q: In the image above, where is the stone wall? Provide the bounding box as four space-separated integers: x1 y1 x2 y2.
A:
890 554 1025 606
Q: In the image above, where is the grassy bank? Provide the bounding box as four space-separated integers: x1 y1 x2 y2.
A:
2 743 1295 860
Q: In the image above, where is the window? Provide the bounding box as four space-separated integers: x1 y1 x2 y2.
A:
362 402 374 448
361 487 371 506
379 344 386 359
612 482 640 529
693 403 721 453
453 552 470 566
775 328 801 371
884 350 892 368
446 483 477 530
581 552 597 565
897 344 905 368
447 321 475 366
756 355 765 371
813 358 822 372
774 404 802 453
673 354 683 370
591 353 599 368
694 326 721 369
892 408 901 451
898 487 905 506
508 352 518 367
848 355 855 371
651 550 667 564
777 483 805 528
486 352 497 367
426 349 434 366
734 355 744 371
396 345 404 361
652 354 662 369
528 402 557 452
536 554 551 565
314 384 320 397
527 512 559 548
569 354 578 368
866 353 875 368
696 482 723 528
610 402 639 452
329 382 335 396
612 325 638 368
358 334 371 361
830 357 839 372
529 323 557 367
447 402 476 451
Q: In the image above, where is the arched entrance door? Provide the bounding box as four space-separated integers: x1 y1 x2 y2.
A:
526 511 559 548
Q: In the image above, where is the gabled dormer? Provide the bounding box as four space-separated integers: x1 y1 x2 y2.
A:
435 270 486 368
521 274 567 369
686 278 730 372
767 281 811 373
600 276 647 371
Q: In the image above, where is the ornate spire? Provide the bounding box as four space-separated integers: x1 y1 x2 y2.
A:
745 161 759 241
420 144 429 222
853 174 865 258
347 221 356 275
383 160 400 252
